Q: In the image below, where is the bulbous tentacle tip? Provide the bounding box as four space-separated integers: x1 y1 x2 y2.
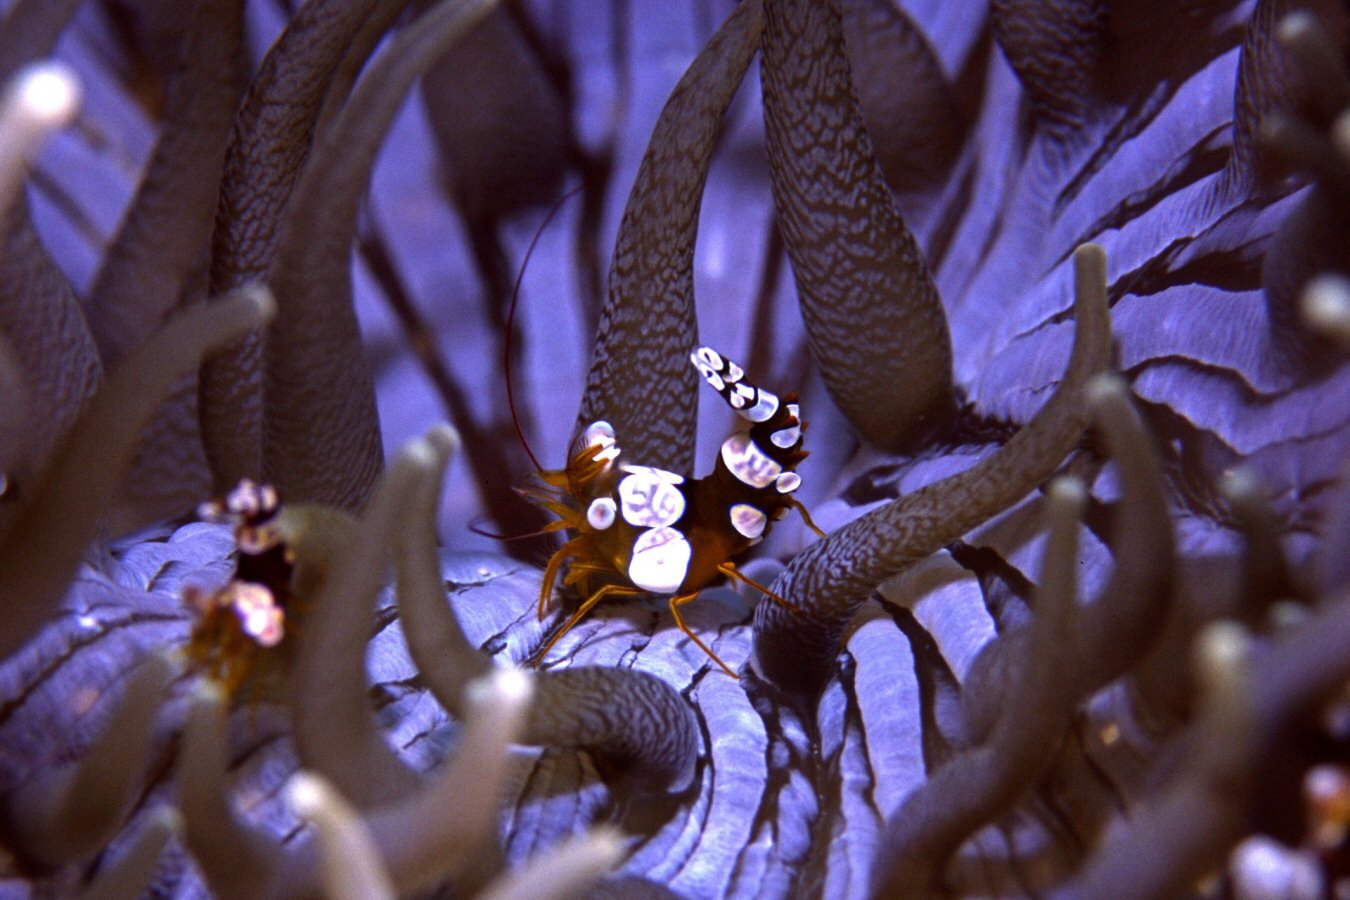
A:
1084 370 1127 409
236 281 276 324
0 61 81 219
477 825 627 900
7 60 81 126
470 664 534 709
187 676 227 713
1194 620 1255 713
1046 472 1088 506
424 422 462 459
286 771 395 900
1302 273 1350 348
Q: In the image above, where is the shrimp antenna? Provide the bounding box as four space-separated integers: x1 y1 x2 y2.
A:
505 184 584 474
467 517 558 541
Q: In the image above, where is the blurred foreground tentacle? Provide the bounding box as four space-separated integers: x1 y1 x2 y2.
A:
75 808 179 900
477 827 626 900
0 286 273 660
0 655 173 870
177 683 284 900
287 436 439 808
753 243 1111 694
1067 593 1350 898
0 61 79 221
359 667 534 895
395 424 493 700
0 63 95 510
285 773 395 900
961 375 1173 744
874 478 1085 896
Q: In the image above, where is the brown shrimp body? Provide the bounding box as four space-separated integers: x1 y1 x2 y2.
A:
526 347 818 677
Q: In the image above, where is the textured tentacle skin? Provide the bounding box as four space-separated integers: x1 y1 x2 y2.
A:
761 0 954 453
200 0 385 492
0 198 101 511
753 244 1112 695
262 0 498 511
1231 0 1303 191
85 0 244 367
989 0 1106 130
576 0 762 474
838 0 966 207
81 0 245 529
520 666 700 792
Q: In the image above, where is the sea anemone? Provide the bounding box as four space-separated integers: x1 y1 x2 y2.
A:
1 0 1348 897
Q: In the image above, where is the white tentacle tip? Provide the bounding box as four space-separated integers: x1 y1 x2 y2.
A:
426 423 462 458
468 666 534 709
1084 372 1127 408
1046 475 1087 506
1302 274 1350 346
12 62 81 129
1275 10 1318 46
403 436 440 470
1195 619 1252 698
284 771 329 818
238 283 277 322
188 678 226 709
1219 466 1261 503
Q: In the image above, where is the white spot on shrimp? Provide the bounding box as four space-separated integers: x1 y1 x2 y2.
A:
744 388 779 423
776 471 802 493
587 497 617 530
724 360 744 383
729 503 767 539
770 424 801 448
628 527 691 593
691 349 726 391
720 432 782 488
230 582 285 648
618 466 686 527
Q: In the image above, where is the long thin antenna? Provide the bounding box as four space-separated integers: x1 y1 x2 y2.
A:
505 184 584 473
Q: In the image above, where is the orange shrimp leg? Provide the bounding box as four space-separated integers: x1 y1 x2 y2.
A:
531 582 643 668
717 561 798 612
537 537 585 620
669 591 738 679
788 496 827 538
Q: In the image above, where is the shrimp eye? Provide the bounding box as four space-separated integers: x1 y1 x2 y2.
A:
587 497 617 530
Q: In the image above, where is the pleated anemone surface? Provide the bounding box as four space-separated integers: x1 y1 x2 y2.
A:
1 0 1349 898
